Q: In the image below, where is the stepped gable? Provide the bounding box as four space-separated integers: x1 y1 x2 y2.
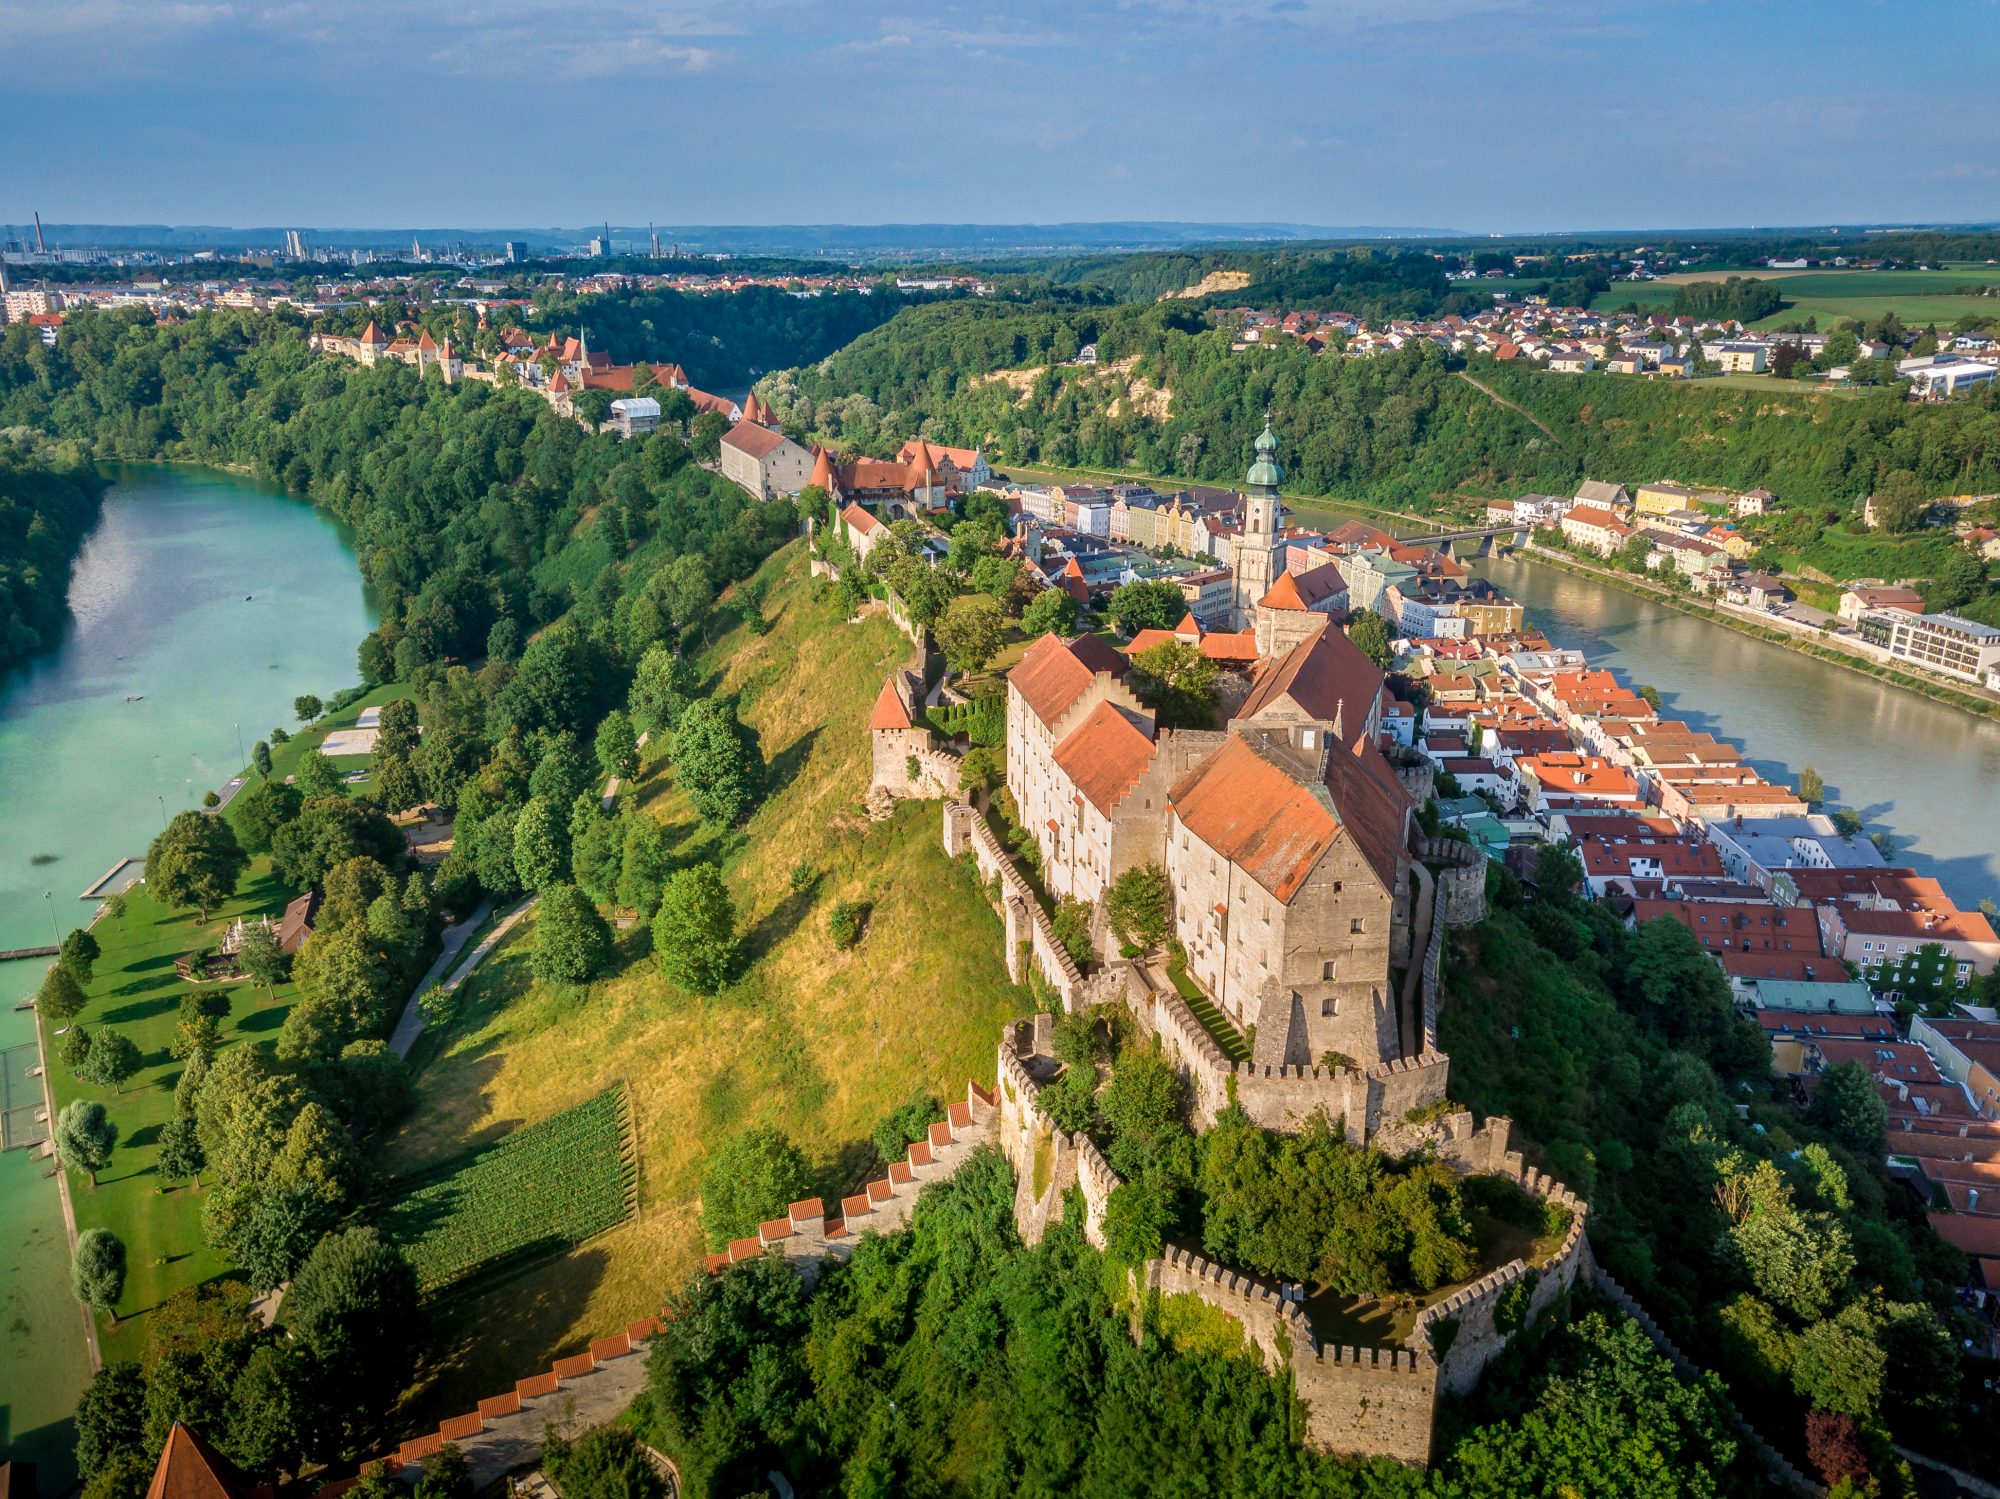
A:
1011 632 1130 731
1053 699 1158 813
1239 623 1381 750
1168 734 1341 904
146 1425 271 1499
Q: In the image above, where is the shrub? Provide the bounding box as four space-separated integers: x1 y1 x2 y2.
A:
201 791 221 808
1051 898 1094 968
829 900 868 950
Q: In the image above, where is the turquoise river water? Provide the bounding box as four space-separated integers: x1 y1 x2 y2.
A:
0 466 373 1484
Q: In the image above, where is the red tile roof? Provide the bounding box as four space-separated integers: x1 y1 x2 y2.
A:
146 1426 268 1499
1239 625 1383 746
1170 735 1340 903
1054 701 1157 814
721 420 792 460
1009 633 1130 731
869 677 914 731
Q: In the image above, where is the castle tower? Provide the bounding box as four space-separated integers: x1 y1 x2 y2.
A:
1231 416 1285 631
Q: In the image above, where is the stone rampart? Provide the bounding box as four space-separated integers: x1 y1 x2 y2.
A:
1124 957 1451 1142
1409 1123 1591 1395
708 1077 999 1282
1417 836 1487 928
946 801 1090 1008
1140 1245 1440 1466
364 1080 996 1490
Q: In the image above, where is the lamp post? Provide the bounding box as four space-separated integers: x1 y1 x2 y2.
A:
44 890 60 947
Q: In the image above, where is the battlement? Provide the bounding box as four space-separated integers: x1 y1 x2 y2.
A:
703 1077 996 1276
948 801 1088 1005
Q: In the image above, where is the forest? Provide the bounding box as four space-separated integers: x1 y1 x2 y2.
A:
1438 858 1992 1488
0 431 103 671
756 296 2000 518
636 1149 1762 1499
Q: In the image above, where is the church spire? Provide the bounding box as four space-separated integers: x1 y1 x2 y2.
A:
1244 412 1283 500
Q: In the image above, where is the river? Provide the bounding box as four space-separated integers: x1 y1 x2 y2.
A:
0 465 373 1485
1473 550 2000 910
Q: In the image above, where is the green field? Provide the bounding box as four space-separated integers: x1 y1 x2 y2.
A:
1591 269 2000 330
379 1086 637 1291
39 680 416 1363
40 869 309 1363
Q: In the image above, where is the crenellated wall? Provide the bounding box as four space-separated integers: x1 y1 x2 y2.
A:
1408 1142 1593 1396
1140 1245 1441 1466
946 800 1099 1008
1417 836 1487 928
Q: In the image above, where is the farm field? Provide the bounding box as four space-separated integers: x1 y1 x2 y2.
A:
379 541 1032 1421
1593 269 2000 329
379 1086 637 1291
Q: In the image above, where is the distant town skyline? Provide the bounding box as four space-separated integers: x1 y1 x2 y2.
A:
3 0 1996 231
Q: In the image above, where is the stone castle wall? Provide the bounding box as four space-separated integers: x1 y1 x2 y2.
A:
1410 1124 1593 1397
946 799 1138 1011
1141 1246 1441 1466
1417 836 1487 928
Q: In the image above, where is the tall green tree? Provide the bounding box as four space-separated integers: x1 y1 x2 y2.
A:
532 883 613 985
699 1126 810 1251
671 699 760 827
594 709 640 783
653 865 739 994
59 927 101 984
55 1098 118 1189
71 1229 127 1323
148 810 248 922
81 1029 142 1094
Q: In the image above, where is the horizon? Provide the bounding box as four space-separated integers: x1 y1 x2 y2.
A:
5 0 1996 231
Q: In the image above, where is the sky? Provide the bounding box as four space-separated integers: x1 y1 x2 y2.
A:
2 0 1996 234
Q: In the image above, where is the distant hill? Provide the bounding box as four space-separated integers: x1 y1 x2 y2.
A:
19 220 1463 259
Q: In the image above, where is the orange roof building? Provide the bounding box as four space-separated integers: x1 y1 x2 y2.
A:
145 1425 270 1499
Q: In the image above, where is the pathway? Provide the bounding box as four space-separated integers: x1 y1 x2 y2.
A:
387 897 506 1059
599 731 650 811
1453 369 1560 440
452 1348 653 1491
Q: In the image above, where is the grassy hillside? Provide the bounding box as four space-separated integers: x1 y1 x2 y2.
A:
380 541 1029 1420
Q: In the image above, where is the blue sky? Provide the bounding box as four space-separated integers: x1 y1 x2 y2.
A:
2 0 1995 231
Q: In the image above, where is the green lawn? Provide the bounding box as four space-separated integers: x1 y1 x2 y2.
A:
38 677 421 1363
1165 955 1252 1064
240 683 417 810
1591 270 2000 331
39 866 310 1363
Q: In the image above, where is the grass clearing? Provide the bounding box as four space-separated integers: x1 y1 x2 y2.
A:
38 866 310 1364
379 1086 637 1291
1165 954 1252 1064
381 541 1031 1420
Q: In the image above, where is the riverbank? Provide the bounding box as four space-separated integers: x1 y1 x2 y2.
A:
1515 542 2000 722
0 465 376 1485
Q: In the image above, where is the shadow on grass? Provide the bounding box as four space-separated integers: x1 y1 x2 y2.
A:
235 1007 285 1035
398 1243 614 1441
761 725 822 801
742 884 820 963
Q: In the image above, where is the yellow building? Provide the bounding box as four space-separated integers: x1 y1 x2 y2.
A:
1634 481 1699 516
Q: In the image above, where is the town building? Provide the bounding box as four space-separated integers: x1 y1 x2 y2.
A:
1882 612 2000 684
720 421 813 501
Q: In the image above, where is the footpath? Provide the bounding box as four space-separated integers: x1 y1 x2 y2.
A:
387 897 533 1060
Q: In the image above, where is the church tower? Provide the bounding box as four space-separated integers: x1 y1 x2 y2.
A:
1231 416 1285 631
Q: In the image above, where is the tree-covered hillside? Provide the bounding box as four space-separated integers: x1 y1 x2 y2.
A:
0 432 103 671
760 298 2000 518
